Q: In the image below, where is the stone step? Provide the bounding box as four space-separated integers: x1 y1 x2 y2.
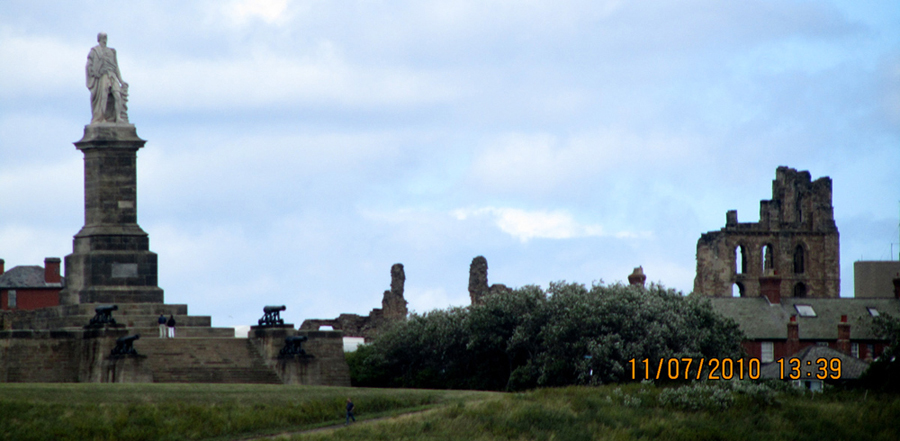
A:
134 338 281 384
49 326 235 338
23 315 212 330
130 326 235 338
68 303 190 316
11 303 198 330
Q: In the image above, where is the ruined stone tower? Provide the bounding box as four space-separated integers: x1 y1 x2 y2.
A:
694 166 839 299
468 256 511 305
381 263 408 320
468 256 489 305
58 124 164 304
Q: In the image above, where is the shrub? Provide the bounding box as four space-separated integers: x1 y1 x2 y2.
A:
351 282 744 391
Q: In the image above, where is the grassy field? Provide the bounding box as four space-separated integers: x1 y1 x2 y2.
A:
0 383 490 441
296 382 900 441
1 382 898 441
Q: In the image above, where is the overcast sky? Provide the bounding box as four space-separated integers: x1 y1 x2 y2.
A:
1 0 898 329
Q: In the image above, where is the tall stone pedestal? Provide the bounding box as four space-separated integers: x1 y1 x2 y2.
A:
59 123 164 305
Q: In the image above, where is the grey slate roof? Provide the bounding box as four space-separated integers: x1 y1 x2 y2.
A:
759 345 871 380
705 296 900 340
0 266 64 288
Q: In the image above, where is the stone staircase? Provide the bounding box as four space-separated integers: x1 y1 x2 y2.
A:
134 338 281 384
11 303 235 338
5 303 295 384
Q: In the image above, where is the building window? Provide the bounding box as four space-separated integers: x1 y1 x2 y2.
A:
762 244 774 274
735 245 748 274
761 342 774 363
867 344 875 359
732 282 745 298
793 282 807 298
851 343 859 358
816 342 828 347
7 290 15 309
795 304 816 317
793 245 805 274
867 307 879 317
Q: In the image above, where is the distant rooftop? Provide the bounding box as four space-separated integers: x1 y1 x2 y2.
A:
0 266 64 288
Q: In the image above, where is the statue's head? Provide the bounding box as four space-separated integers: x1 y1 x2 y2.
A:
97 32 108 46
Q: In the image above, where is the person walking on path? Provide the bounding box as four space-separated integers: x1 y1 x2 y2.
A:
167 315 176 338
158 314 167 338
345 398 355 425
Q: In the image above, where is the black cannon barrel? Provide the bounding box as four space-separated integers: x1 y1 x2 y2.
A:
285 335 308 344
263 305 287 314
116 334 140 344
95 304 119 314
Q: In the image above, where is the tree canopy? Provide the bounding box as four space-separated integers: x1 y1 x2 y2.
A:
347 282 744 391
859 312 900 393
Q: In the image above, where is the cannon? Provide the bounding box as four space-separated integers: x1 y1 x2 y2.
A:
278 335 310 358
110 333 140 356
86 304 118 328
258 305 286 327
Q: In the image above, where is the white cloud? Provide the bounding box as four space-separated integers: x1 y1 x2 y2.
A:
452 206 648 243
224 0 292 26
129 43 459 113
0 29 84 98
467 130 703 196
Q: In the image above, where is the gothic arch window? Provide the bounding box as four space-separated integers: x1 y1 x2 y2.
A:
794 282 807 298
762 244 774 273
735 245 748 275
793 244 805 274
733 282 745 298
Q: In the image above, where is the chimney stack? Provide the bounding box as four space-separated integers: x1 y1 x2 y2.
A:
760 276 781 303
44 258 61 284
786 315 800 357
837 315 851 354
0 258 4 276
628 266 646 287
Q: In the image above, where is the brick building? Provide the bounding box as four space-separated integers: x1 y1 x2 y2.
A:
697 167 900 374
0 258 64 311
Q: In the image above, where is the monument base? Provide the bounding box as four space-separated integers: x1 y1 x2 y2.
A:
60 123 164 305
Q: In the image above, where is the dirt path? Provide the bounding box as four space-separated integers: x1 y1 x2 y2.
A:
234 408 436 441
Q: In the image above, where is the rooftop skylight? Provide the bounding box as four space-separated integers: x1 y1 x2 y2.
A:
795 304 816 317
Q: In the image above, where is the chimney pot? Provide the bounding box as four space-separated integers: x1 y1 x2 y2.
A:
0 258 4 276
44 257 61 284
786 315 800 357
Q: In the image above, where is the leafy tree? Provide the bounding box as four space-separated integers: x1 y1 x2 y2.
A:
347 281 744 391
859 313 900 393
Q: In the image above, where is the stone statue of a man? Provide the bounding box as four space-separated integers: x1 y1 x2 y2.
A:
86 32 129 124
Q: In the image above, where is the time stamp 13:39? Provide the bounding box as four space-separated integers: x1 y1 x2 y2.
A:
627 358 843 381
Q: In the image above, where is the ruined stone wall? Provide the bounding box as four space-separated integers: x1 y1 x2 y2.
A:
382 263 408 320
300 263 407 340
249 327 351 386
469 256 489 304
468 256 510 305
0 329 121 382
694 167 840 298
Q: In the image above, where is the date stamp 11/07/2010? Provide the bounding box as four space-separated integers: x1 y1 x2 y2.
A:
626 358 843 381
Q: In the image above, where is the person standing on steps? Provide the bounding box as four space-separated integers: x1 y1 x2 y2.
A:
167 314 176 338
158 314 167 338
346 398 355 425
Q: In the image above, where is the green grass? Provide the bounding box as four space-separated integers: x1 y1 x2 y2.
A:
2 383 899 441
0 383 491 441
295 384 900 441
